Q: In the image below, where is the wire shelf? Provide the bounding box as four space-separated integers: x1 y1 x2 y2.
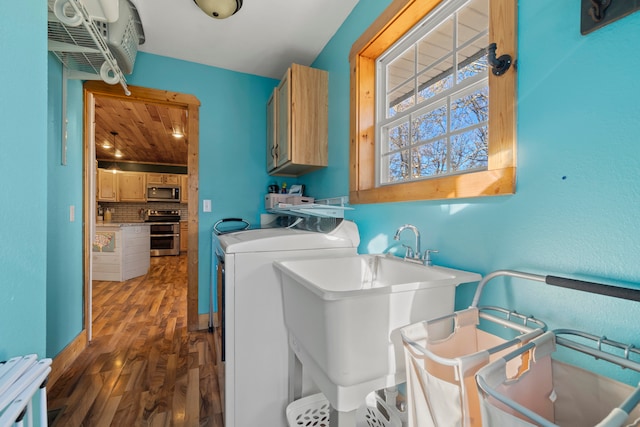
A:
47 0 135 95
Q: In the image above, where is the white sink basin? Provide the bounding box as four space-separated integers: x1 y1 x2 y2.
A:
274 254 481 411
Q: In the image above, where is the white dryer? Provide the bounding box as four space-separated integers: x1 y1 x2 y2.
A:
212 219 360 427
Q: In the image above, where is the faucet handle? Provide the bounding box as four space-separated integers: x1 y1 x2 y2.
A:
423 249 439 266
402 244 415 259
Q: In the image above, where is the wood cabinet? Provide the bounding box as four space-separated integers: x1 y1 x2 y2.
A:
180 175 189 203
268 63 328 176
147 173 180 186
118 172 146 202
97 169 187 203
180 221 188 252
267 90 278 172
97 169 118 202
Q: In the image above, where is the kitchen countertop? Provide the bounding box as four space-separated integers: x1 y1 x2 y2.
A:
96 222 150 228
96 221 181 228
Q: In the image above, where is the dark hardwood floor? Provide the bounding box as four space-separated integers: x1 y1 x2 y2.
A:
47 254 223 426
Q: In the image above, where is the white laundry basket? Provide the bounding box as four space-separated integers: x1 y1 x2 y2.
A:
401 306 545 427
286 392 402 427
476 330 640 427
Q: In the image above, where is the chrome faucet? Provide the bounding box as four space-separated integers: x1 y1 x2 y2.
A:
393 224 421 262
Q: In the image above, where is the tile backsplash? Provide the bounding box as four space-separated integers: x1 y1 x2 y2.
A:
99 202 188 222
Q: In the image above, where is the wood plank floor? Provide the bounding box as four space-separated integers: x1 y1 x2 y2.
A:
47 254 223 427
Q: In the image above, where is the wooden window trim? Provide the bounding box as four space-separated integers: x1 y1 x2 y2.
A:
349 0 517 204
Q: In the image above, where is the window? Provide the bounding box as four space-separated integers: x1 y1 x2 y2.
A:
379 0 489 184
349 0 517 204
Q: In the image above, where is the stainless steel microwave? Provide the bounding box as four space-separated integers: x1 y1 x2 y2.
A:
147 185 180 202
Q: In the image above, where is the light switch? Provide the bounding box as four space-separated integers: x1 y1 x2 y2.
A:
203 199 212 212
70 205 75 222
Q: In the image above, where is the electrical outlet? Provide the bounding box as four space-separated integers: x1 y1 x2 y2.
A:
203 199 212 212
70 205 75 222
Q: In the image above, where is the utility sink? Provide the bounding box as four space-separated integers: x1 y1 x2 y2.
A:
274 254 481 412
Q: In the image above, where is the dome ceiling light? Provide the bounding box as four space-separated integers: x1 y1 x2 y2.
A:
193 0 243 19
109 131 121 173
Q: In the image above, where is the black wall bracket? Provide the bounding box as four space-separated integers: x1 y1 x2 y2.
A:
487 43 512 76
581 0 640 35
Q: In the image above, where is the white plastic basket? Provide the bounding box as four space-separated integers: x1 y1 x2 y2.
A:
287 392 402 427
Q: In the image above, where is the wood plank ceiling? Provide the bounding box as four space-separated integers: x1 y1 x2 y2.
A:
95 96 188 166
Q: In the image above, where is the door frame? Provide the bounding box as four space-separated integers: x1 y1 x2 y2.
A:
83 81 201 335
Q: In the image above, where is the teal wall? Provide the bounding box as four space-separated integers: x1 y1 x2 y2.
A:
0 3 48 359
47 57 84 357
42 51 276 356
303 0 640 384
125 53 278 314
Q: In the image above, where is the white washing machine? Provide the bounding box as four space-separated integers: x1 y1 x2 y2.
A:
212 219 360 427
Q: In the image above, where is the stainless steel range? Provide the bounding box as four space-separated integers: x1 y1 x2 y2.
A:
145 209 180 256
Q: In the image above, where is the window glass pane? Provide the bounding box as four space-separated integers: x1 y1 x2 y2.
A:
387 46 415 88
450 126 488 171
457 0 488 83
412 140 448 178
457 0 488 47
387 47 415 118
451 85 488 131
412 105 447 144
384 120 410 153
387 80 415 118
417 57 454 103
382 151 410 183
417 17 454 72
457 51 488 82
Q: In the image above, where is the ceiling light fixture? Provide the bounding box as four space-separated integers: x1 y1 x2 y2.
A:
171 126 184 138
193 0 242 19
109 131 121 174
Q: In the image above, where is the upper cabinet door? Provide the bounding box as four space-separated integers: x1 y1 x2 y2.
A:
147 173 180 185
118 172 146 202
267 89 278 172
276 68 291 169
147 173 164 185
97 169 118 202
180 175 189 203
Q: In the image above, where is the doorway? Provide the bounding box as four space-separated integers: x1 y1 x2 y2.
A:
83 81 201 337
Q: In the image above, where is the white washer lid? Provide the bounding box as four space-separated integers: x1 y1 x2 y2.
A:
219 220 360 253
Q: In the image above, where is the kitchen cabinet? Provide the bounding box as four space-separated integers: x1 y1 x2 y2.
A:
180 175 189 203
97 168 118 202
180 221 188 252
118 172 146 202
268 63 328 176
147 173 180 186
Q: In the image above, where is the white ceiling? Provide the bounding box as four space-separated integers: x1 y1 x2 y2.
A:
129 0 360 80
